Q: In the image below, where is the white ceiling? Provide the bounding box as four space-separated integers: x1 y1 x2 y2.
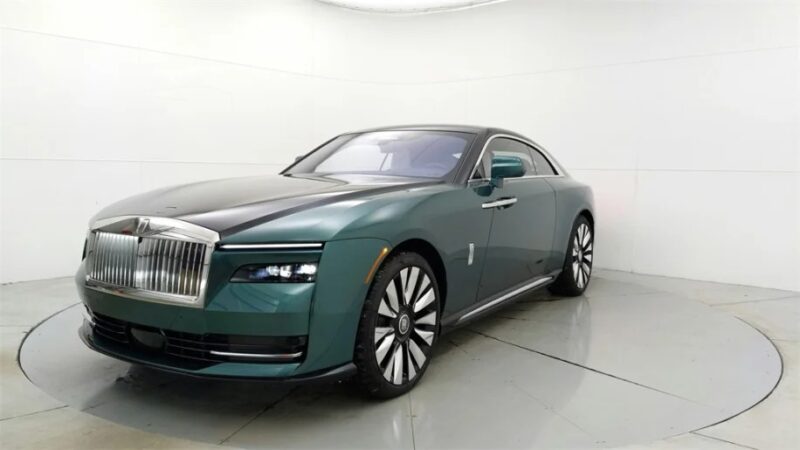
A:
316 0 508 14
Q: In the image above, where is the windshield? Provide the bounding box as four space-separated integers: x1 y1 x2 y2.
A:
285 130 475 179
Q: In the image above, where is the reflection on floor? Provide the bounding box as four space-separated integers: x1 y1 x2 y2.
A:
1 270 797 449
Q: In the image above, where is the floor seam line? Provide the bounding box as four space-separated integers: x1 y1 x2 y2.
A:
16 302 82 383
217 387 297 445
508 381 594 438
467 329 704 405
408 392 417 450
691 431 759 450
710 294 799 306
686 317 785 434
0 405 68 422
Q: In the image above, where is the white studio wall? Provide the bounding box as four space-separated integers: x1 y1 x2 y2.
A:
1 0 798 290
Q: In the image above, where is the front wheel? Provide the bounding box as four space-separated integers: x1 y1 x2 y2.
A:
549 216 594 296
353 252 440 398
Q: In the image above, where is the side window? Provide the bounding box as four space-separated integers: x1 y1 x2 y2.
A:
487 138 535 177
530 148 557 175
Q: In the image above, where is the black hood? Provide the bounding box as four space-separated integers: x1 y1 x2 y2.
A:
93 173 438 235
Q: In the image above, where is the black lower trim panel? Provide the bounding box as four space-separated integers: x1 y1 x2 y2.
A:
86 310 307 367
79 323 357 383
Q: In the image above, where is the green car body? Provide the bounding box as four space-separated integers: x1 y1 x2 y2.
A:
77 125 594 383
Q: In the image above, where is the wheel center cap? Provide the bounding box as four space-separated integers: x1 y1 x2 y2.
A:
398 314 411 335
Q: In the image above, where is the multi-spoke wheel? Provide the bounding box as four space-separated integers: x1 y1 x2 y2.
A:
572 222 593 289
354 252 439 398
550 215 594 296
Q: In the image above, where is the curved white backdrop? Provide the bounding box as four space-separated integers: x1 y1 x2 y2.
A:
1 0 798 290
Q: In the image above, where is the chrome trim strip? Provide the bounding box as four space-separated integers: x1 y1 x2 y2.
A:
219 243 324 250
91 216 220 244
467 243 475 266
208 350 304 361
86 282 202 307
481 198 518 209
506 174 564 181
457 276 553 323
469 133 567 181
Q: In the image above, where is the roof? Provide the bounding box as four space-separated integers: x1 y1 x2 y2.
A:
350 124 489 134
347 124 533 141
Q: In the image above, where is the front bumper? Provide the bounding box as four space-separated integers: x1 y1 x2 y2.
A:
77 238 390 380
79 320 356 381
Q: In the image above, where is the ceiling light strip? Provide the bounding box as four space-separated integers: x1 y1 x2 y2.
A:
316 0 508 14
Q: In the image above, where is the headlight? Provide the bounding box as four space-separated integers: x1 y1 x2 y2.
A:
231 263 318 283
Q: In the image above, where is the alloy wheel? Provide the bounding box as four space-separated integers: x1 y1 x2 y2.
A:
374 266 437 385
572 223 593 289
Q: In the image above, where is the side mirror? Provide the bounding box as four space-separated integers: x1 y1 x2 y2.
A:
295 155 304 162
490 155 525 188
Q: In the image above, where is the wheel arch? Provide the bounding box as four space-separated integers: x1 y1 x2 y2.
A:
578 209 594 228
387 238 448 314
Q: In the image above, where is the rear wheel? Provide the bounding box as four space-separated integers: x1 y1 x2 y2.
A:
354 252 439 398
549 216 593 296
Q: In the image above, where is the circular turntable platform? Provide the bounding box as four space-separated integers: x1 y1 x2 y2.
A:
19 276 781 449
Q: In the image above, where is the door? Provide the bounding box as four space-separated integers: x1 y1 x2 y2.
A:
475 137 557 301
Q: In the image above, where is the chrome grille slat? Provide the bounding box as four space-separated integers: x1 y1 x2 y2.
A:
152 239 159 292
156 239 164 292
162 239 170 292
197 245 206 295
145 239 152 291
114 234 121 285
170 240 178 294
111 234 118 284
189 243 198 294
88 231 209 301
180 242 188 294
111 234 117 284
163 240 169 293
160 239 166 293
166 239 173 292
145 239 154 291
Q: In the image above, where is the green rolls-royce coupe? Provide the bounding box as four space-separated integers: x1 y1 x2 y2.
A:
77 125 594 398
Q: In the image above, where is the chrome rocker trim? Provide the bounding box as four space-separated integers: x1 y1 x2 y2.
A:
456 276 553 324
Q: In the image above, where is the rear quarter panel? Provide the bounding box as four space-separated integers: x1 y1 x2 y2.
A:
545 177 595 272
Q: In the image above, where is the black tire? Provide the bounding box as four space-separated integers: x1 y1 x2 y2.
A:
549 216 594 296
354 251 440 399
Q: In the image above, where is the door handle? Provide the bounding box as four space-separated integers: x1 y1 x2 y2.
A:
482 197 518 209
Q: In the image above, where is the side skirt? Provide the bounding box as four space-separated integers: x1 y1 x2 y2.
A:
441 272 559 331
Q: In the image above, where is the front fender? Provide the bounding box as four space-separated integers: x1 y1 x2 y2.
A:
300 237 390 374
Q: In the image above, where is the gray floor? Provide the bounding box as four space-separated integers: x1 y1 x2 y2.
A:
1 270 798 449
